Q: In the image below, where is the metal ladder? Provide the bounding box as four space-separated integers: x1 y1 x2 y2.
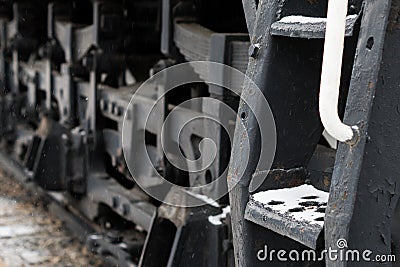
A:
228 0 400 266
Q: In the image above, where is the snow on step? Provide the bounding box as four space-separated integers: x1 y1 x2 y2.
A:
252 184 329 226
271 14 359 38
277 14 358 25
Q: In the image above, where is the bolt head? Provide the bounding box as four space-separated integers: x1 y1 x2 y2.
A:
249 43 261 58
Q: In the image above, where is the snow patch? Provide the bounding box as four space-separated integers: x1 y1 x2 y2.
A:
208 206 231 225
252 185 329 226
185 190 220 208
278 14 358 24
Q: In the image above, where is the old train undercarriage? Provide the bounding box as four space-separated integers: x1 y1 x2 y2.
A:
0 0 399 266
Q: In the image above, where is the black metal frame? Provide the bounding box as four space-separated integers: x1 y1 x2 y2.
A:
228 0 400 266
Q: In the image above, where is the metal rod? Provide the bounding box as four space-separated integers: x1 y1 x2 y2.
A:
319 0 358 144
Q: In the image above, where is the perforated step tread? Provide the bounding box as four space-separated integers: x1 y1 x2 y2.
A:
271 14 359 39
245 184 328 249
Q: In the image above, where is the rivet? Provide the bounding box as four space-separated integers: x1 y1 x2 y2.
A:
249 43 261 58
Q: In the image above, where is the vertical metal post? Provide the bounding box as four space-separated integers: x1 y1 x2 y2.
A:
324 1 394 266
11 3 18 96
46 1 55 112
347 14 400 262
227 0 280 265
86 1 101 145
0 20 7 95
45 59 53 111
11 50 19 95
88 62 98 144
241 0 257 37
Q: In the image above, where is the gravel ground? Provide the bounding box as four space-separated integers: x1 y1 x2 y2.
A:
0 169 103 267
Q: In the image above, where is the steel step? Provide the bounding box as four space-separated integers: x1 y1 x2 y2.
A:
244 184 328 249
271 14 359 39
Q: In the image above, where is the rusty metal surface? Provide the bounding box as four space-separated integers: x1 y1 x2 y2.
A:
245 192 325 249
340 0 400 265
324 1 395 266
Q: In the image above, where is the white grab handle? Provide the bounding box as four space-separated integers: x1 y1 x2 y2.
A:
319 0 358 143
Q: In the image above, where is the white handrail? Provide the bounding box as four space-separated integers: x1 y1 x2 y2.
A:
319 0 358 143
